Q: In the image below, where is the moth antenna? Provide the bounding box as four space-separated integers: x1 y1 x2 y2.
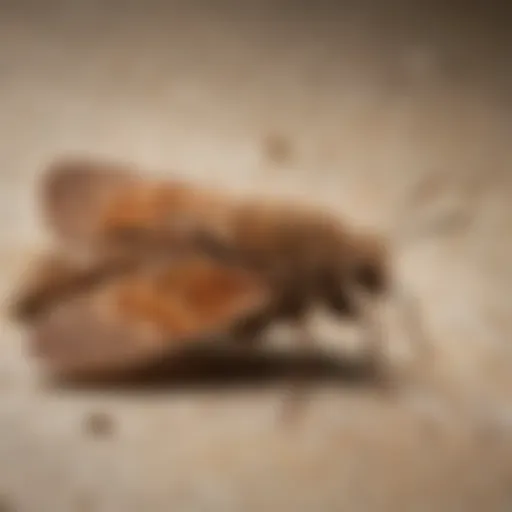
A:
390 172 482 249
383 172 483 371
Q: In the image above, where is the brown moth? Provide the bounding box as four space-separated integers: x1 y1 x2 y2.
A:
13 156 472 389
39 157 390 353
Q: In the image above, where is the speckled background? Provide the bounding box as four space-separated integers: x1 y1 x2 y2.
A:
1 1 512 511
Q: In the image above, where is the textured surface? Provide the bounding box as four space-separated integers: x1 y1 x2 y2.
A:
1 1 512 511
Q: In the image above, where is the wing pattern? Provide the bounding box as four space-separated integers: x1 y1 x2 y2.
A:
12 159 270 379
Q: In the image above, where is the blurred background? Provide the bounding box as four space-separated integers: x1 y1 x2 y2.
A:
1 0 512 510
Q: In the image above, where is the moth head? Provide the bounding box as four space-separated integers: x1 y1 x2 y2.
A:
350 232 391 296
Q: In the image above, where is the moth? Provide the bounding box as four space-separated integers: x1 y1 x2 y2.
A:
12 156 472 386
38 157 390 345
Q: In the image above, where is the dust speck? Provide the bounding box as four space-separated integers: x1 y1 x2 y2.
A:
75 493 95 512
83 410 115 439
263 134 293 166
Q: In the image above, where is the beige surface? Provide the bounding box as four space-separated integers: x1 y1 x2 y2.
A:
1 1 512 511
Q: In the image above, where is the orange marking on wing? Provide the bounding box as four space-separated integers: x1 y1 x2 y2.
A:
114 276 196 338
97 180 234 255
22 255 271 380
109 259 270 340
99 182 195 232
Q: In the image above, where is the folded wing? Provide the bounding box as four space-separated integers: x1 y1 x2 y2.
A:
14 255 270 380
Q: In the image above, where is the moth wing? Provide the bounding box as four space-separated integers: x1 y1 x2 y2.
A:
39 156 205 258
39 156 140 246
9 252 83 323
27 257 271 380
9 250 134 324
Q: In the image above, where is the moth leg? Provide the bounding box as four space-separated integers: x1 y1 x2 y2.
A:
350 286 394 392
230 312 269 347
279 315 317 425
393 286 435 387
